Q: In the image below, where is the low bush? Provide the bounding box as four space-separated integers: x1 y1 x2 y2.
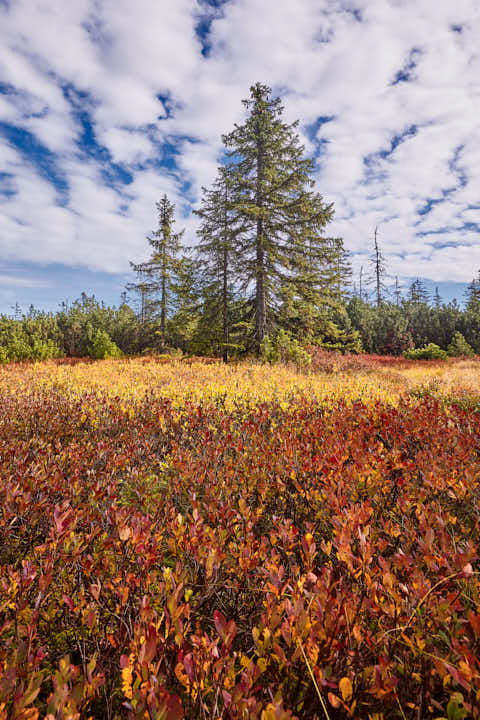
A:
403 342 448 360
87 329 122 359
447 331 475 357
0 335 63 363
262 329 312 367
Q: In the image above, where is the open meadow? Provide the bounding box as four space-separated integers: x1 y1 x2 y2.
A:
1 355 480 719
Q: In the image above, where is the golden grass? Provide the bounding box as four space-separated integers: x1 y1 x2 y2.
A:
1 356 479 415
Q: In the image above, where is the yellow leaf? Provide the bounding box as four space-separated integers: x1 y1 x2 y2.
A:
339 676 353 702
416 636 426 650
320 540 332 556
240 653 252 668
257 657 267 673
121 660 133 699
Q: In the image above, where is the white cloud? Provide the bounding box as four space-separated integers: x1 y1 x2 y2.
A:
96 127 154 166
0 0 479 293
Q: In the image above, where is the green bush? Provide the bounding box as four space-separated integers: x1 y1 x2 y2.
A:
403 343 448 360
261 329 311 367
0 337 63 363
447 332 475 357
88 329 122 360
31 338 64 360
0 311 64 363
2 335 32 362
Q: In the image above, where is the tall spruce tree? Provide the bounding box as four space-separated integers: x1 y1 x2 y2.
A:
129 195 184 348
281 234 353 342
167 250 201 352
193 169 238 362
222 82 335 352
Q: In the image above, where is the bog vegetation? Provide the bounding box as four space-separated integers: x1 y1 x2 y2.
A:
1 355 480 719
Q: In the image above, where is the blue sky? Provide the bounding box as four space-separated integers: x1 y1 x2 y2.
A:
0 0 479 313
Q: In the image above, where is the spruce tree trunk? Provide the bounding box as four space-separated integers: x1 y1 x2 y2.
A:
255 235 265 351
222 184 228 363
223 242 228 363
160 231 167 348
255 131 266 353
160 274 166 347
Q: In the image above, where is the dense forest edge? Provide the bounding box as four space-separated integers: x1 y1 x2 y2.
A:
2 291 480 365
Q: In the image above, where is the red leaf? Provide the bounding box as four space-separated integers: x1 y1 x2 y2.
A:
62 594 74 611
183 653 195 682
222 690 232 707
214 610 227 639
469 611 480 637
214 610 237 649
164 693 183 720
54 504 74 536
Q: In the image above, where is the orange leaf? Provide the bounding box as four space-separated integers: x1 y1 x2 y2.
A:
339 676 353 702
118 525 131 541
328 692 341 708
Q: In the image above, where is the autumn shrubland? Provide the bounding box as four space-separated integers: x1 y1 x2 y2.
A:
1 356 480 719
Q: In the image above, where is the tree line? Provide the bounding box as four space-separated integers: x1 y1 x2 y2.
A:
1 83 479 362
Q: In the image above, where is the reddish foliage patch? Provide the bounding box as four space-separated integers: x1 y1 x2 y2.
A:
1 389 480 717
307 346 477 373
